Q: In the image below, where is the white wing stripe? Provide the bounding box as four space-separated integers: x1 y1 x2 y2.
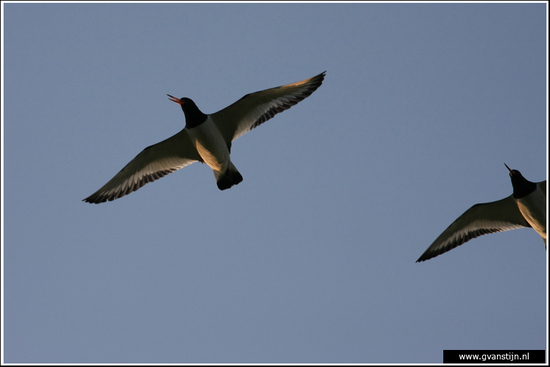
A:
84 131 200 203
416 196 530 262
213 71 326 143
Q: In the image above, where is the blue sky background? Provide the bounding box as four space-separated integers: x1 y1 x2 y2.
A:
2 2 547 364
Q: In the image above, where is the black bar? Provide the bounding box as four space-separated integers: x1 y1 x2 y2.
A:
443 350 545 363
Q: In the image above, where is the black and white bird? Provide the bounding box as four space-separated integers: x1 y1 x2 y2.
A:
83 72 325 204
417 164 546 262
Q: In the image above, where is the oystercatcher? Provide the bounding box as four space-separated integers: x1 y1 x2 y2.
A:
84 72 325 203
417 164 546 262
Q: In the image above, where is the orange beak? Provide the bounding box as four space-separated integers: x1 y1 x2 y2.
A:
167 94 182 105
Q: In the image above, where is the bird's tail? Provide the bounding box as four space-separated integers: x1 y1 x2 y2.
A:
214 162 243 190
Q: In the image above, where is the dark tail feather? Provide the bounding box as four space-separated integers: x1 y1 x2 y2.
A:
215 165 243 190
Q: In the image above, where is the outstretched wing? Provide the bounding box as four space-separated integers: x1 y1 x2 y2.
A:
83 130 201 204
416 195 530 262
212 71 325 144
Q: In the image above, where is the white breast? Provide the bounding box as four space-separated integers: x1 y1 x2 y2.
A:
517 185 547 241
188 117 231 173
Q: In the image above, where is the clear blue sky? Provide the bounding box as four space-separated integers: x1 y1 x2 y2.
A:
2 2 547 363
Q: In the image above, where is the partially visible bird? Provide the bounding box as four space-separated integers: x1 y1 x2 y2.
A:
416 164 546 262
83 71 325 204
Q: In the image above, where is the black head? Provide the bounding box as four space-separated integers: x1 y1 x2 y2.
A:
167 95 208 128
504 163 536 198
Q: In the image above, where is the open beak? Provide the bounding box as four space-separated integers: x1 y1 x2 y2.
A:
167 94 182 105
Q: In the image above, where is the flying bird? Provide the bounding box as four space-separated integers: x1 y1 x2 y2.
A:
417 164 546 262
83 71 325 203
